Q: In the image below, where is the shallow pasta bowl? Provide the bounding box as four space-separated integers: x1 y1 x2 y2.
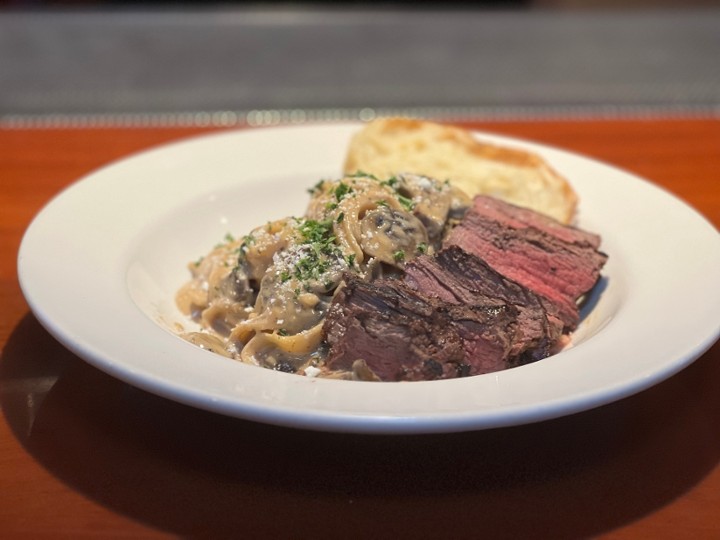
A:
17 123 720 434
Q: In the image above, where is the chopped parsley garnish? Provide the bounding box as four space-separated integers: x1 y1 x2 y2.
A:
379 175 416 211
336 212 345 223
235 233 256 260
215 232 237 249
397 194 416 212
298 218 334 245
393 250 406 263
380 176 399 188
416 242 428 254
307 179 325 195
333 181 353 202
294 252 332 281
347 170 378 181
290 218 343 284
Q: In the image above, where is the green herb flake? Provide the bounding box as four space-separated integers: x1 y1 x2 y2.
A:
393 250 406 263
380 176 399 188
298 219 334 245
277 328 288 336
347 170 378 181
397 195 415 212
235 233 256 258
291 218 343 283
307 179 325 195
336 212 345 223
416 242 428 254
334 181 354 202
239 234 256 249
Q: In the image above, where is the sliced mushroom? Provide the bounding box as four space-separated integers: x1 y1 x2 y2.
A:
394 173 453 245
359 205 428 266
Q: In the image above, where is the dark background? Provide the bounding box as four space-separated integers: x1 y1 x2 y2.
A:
1 0 718 127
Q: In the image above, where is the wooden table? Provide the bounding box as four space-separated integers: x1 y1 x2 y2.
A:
1 119 719 539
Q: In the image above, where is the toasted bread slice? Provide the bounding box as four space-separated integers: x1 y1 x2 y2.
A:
343 118 577 224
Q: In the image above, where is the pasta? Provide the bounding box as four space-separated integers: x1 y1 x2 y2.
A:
175 172 469 378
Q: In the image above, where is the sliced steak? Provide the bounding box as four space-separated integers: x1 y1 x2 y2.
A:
470 195 602 249
446 196 607 331
323 274 518 381
404 245 564 364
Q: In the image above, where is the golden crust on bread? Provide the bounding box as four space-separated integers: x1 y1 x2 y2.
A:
343 118 578 224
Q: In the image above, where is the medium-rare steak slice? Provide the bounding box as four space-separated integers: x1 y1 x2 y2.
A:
323 274 518 381
470 195 602 249
404 246 564 364
446 196 607 331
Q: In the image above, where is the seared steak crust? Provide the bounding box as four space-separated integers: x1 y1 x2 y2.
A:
323 274 518 381
404 246 563 364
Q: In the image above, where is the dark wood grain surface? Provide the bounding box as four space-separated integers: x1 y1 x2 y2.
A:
1 119 718 538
